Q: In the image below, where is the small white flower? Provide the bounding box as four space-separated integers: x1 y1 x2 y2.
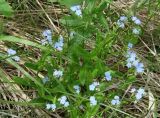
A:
58 96 67 104
42 29 52 45
89 81 99 91
126 62 132 68
117 20 125 28
137 88 145 95
13 56 20 61
7 49 20 61
50 104 56 110
111 96 120 105
58 96 69 107
53 70 63 78
114 96 120 100
132 28 140 35
93 82 99 86
111 99 117 105
89 84 95 91
89 96 97 106
135 88 145 100
70 5 82 17
128 43 133 49
131 16 137 21
135 93 142 100
54 35 64 51
105 71 112 81
73 85 80 94
64 101 69 107
131 16 141 25
42 29 52 37
7 49 16 55
46 103 51 110
120 16 127 22
131 88 136 93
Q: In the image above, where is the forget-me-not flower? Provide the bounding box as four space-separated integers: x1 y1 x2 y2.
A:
117 20 125 28
135 88 145 100
53 70 63 78
131 16 141 25
46 103 56 110
89 96 97 106
73 85 80 94
42 29 52 45
70 5 82 17
120 16 128 22
7 48 20 62
111 95 120 105
89 81 99 91
58 96 69 107
132 28 140 35
54 35 64 51
105 71 112 81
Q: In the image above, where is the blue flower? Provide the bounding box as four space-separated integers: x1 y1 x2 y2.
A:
131 16 141 25
128 43 133 49
42 29 52 44
132 28 140 35
120 16 127 22
111 96 120 105
135 62 144 73
7 48 20 61
117 20 125 28
54 35 64 51
70 5 82 17
105 71 112 81
135 88 145 100
89 96 97 106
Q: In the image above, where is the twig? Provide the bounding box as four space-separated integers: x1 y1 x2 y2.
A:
36 0 60 34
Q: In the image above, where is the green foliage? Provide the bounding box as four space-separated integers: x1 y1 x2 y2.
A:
0 0 13 17
1 0 153 117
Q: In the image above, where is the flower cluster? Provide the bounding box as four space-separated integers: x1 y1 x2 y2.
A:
53 69 63 78
70 5 82 17
105 71 112 81
73 85 80 94
46 103 56 110
130 87 145 100
89 81 99 91
117 15 141 35
7 48 20 61
131 16 141 35
135 88 145 100
53 35 64 51
58 96 69 107
126 43 144 73
111 96 120 105
89 96 97 106
117 16 128 28
42 29 52 45
131 16 141 25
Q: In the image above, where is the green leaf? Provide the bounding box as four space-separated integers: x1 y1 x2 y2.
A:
58 0 82 7
0 0 13 17
25 62 39 71
0 35 50 50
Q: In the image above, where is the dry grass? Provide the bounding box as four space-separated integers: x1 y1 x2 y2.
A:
0 0 160 117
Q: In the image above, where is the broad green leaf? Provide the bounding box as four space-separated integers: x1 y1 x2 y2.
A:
0 0 13 17
0 35 50 50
